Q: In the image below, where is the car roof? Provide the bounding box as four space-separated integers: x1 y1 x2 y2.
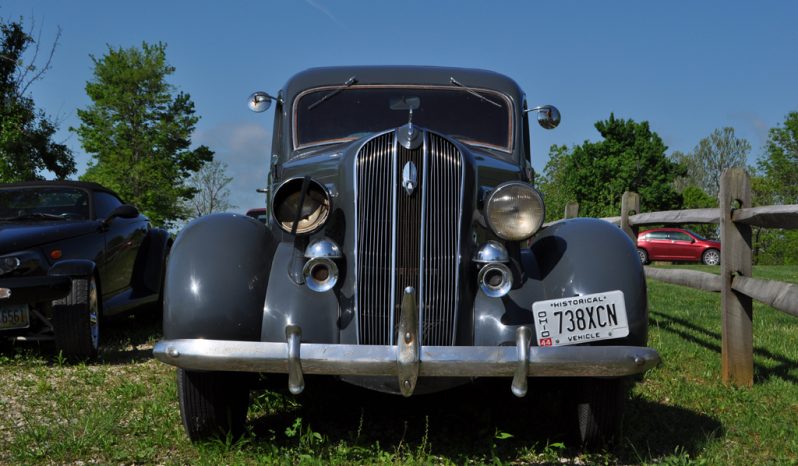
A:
282 66 525 104
0 180 121 198
641 227 690 233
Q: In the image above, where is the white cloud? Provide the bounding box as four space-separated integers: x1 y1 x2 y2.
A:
304 0 347 30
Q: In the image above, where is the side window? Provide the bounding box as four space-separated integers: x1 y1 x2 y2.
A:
93 192 123 219
669 231 692 242
648 231 668 240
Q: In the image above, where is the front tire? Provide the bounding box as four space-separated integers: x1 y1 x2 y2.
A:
177 369 250 441
53 275 101 359
702 248 720 266
572 377 627 447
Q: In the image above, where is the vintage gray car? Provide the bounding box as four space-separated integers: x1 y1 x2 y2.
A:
154 66 660 445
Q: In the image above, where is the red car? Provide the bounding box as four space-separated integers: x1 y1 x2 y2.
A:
636 228 721 265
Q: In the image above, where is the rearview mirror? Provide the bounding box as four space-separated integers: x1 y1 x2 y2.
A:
248 91 277 113
390 96 421 111
526 105 561 130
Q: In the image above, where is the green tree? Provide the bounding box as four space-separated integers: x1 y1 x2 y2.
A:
752 112 798 264
0 19 74 181
679 185 718 240
673 127 750 198
74 42 213 227
547 114 683 218
537 144 574 222
758 111 798 204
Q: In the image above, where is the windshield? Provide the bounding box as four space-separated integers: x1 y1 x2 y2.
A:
0 187 90 221
293 86 513 155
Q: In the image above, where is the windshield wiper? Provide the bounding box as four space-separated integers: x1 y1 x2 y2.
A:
0 212 68 221
308 76 357 111
449 77 502 108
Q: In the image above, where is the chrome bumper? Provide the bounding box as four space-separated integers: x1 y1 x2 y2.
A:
153 326 660 398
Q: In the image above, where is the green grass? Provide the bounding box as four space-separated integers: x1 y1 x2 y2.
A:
1 266 797 464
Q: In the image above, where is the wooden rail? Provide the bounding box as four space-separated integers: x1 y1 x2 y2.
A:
553 168 798 387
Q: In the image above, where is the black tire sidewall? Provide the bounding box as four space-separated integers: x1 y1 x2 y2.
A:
52 275 101 359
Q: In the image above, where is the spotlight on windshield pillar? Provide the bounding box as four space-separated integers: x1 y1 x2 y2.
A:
248 91 274 113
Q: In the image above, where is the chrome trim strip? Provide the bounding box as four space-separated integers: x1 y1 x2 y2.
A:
453 136 465 343
388 132 399 345
417 131 429 343
154 338 661 378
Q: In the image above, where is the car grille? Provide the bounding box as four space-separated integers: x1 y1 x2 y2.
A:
355 131 463 345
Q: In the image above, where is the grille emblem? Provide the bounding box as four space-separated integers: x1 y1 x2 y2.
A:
402 161 418 195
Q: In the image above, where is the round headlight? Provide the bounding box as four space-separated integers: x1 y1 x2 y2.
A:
0 256 21 275
484 182 545 241
272 178 331 235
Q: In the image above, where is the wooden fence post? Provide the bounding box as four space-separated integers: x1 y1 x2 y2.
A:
564 202 579 219
621 191 640 242
719 168 753 386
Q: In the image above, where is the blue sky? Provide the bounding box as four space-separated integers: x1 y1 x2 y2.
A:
2 1 797 211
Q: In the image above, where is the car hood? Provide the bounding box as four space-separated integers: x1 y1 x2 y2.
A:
0 221 98 254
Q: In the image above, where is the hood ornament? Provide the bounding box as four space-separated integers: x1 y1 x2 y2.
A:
402 161 418 196
397 108 423 150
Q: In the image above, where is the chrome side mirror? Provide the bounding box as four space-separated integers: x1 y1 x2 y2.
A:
526 105 561 130
248 91 277 113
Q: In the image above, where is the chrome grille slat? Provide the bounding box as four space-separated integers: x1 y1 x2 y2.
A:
356 131 463 345
356 134 394 345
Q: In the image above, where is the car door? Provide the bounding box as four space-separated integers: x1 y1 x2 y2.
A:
645 231 671 260
667 231 697 260
93 192 148 297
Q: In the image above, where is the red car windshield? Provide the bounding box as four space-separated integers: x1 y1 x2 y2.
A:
293 86 513 155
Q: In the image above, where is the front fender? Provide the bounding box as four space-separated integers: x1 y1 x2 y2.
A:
163 213 276 341
475 218 648 347
131 227 171 295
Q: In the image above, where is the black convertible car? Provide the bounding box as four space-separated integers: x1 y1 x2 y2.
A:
0 181 170 358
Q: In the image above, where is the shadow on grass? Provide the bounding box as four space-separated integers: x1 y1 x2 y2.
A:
98 313 161 365
244 376 721 463
651 310 798 383
0 311 161 366
620 395 723 462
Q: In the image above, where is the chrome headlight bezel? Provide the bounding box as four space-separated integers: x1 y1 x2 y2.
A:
484 181 545 241
271 177 332 235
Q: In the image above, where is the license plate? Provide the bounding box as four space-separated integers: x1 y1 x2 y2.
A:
532 290 629 347
0 304 30 330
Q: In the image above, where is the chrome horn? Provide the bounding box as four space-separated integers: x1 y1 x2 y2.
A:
303 239 342 292
474 242 512 298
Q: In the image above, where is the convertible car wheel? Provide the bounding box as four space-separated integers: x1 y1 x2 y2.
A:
573 377 627 447
53 275 101 359
177 369 251 441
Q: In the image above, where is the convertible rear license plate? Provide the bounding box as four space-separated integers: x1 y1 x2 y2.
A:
0 304 30 330
532 290 629 347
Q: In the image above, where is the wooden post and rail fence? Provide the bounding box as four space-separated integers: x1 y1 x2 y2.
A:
551 167 798 387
